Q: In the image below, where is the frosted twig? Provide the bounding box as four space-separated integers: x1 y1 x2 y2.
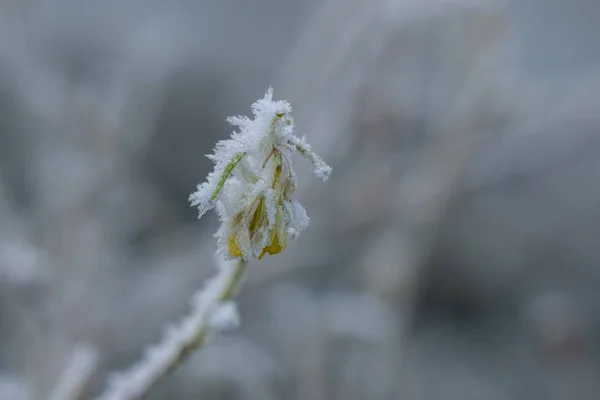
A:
95 258 247 400
96 88 329 400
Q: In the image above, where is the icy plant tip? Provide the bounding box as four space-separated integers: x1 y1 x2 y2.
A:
94 89 329 400
190 87 331 261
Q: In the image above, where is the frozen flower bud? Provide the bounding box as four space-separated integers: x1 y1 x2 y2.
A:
189 88 331 261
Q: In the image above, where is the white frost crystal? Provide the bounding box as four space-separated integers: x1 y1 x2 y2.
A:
189 88 331 261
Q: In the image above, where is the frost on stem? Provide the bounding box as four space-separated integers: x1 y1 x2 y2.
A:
190 87 331 261
96 88 330 400
96 259 247 400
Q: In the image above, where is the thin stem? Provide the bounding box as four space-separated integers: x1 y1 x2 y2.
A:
150 259 247 389
96 259 248 400
218 258 248 302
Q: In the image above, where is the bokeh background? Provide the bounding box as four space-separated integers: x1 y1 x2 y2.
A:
1 0 600 399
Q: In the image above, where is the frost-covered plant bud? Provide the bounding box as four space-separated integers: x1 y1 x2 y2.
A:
190 88 331 261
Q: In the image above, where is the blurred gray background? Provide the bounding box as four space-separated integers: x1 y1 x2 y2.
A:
1 0 599 399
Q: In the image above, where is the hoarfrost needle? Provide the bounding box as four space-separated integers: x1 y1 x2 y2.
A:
96 88 330 400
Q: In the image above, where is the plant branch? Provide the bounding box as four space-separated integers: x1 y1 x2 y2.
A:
95 258 248 400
